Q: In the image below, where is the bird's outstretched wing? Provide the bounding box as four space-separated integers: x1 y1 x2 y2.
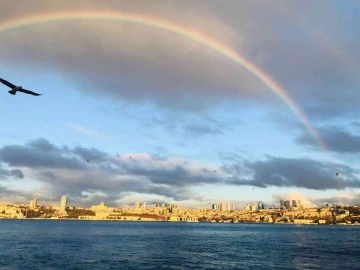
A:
0 78 16 89
20 88 42 96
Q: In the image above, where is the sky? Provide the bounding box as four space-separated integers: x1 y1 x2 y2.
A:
0 0 360 208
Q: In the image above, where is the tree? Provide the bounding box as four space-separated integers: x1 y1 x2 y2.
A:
67 209 95 218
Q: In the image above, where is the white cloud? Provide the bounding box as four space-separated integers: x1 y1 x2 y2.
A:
273 190 317 208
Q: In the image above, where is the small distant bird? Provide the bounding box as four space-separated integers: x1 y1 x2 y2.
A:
214 170 216 172
130 156 131 159
87 160 89 163
336 173 338 176
0 77 42 96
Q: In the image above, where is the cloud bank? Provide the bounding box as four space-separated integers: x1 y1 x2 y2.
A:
0 138 359 206
297 126 360 154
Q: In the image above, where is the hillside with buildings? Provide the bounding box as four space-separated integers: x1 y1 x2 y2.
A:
1 196 360 225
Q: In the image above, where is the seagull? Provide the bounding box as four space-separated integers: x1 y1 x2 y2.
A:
0 77 42 96
336 173 339 176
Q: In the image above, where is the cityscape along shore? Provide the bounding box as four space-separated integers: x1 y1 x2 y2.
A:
1 196 360 225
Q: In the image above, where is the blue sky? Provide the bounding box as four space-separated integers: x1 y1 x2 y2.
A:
0 0 360 208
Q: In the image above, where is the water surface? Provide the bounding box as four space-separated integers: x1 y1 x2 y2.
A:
0 220 359 269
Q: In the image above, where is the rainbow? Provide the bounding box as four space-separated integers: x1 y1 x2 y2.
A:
0 10 328 151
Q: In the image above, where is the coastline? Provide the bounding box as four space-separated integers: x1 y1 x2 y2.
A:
1 218 359 226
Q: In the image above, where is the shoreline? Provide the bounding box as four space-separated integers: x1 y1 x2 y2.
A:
1 218 359 226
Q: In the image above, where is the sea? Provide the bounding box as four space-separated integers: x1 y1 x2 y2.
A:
0 220 359 269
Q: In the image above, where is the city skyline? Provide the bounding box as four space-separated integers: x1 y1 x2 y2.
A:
4 194 358 212
0 1 360 208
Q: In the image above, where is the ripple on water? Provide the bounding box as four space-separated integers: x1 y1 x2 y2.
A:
0 221 359 269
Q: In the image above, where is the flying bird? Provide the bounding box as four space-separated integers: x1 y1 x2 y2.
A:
336 173 339 176
87 160 89 163
0 77 42 96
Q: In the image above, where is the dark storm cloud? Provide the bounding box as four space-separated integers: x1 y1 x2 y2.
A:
0 138 220 189
27 137 58 152
296 126 360 153
72 146 109 162
1 0 358 118
0 138 211 203
0 138 87 170
0 163 24 180
224 155 360 190
0 184 32 200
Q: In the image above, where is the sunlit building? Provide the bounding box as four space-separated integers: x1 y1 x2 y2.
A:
280 200 284 208
258 202 264 210
91 202 113 213
284 200 291 209
29 198 37 209
221 201 226 212
60 195 67 212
